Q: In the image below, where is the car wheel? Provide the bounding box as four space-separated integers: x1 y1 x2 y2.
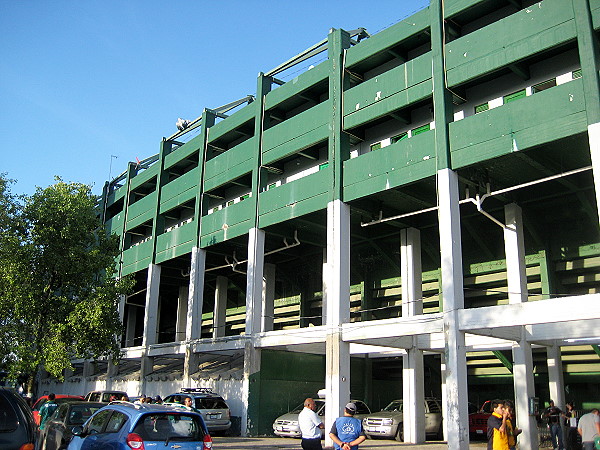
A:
395 425 404 442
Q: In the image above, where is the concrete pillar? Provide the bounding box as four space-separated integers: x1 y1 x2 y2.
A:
242 228 266 436
142 264 161 347
440 354 448 440
322 247 328 325
186 247 206 341
590 123 600 228
176 285 189 342
184 248 205 385
547 344 565 410
213 276 228 338
437 168 469 449
262 263 276 332
82 361 93 396
140 355 153 397
505 203 539 450
324 200 351 447
245 228 265 336
401 228 425 444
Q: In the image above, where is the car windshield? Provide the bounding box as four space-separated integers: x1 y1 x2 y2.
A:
290 400 325 414
133 413 205 442
383 401 403 412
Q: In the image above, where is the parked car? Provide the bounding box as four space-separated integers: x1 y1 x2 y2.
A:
273 399 371 438
362 397 443 441
469 400 492 438
0 387 37 450
163 387 231 434
67 402 212 450
83 390 128 403
40 401 104 450
32 395 85 426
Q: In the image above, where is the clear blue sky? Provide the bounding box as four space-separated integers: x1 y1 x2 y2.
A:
1 1 429 196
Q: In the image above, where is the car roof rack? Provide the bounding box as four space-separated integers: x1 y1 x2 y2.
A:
180 387 215 394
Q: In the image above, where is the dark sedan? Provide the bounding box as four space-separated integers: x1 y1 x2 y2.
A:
41 401 104 450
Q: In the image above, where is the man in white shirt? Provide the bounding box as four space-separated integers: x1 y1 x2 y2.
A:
578 408 600 450
298 397 324 450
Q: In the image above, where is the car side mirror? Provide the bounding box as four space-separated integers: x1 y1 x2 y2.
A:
71 426 85 437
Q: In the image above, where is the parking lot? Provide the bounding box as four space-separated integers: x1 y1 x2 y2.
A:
212 436 489 449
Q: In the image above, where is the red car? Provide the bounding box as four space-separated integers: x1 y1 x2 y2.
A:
32 394 85 426
469 400 492 438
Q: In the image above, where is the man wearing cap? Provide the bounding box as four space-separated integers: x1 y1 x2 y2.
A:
329 402 366 450
299 398 324 450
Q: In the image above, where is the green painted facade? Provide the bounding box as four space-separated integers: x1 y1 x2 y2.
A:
101 0 600 436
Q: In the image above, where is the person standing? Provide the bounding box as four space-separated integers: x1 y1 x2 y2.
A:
564 402 579 450
38 393 58 432
578 408 600 450
504 400 521 450
545 400 565 450
329 402 365 450
298 398 324 450
487 399 509 450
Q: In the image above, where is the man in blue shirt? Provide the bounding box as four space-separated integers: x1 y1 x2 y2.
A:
329 402 365 450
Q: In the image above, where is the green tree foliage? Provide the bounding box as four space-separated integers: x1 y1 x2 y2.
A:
0 175 132 383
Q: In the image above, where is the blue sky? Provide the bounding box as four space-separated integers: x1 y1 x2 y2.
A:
1 1 428 196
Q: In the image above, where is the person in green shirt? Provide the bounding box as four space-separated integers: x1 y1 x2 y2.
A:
39 393 59 431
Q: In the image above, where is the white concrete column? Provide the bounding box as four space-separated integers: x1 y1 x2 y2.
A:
213 276 228 338
262 263 276 332
82 361 93 396
505 203 538 450
440 354 448 440
589 122 600 227
140 355 153 397
547 344 565 410
437 168 469 449
186 247 206 341
401 228 425 444
245 228 265 336
184 248 206 386
176 285 189 342
504 203 528 304
324 200 351 447
322 247 328 325
142 264 161 347
513 328 539 450
117 294 126 324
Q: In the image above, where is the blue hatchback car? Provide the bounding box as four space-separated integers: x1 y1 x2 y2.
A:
67 401 212 450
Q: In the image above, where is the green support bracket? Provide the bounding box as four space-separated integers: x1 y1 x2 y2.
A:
493 350 514 373
592 344 600 358
195 110 216 247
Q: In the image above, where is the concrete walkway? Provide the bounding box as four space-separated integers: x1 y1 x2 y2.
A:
212 436 489 449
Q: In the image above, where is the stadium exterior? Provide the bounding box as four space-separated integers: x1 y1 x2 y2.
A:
41 0 600 448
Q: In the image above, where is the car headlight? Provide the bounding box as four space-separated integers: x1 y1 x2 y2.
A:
382 419 393 426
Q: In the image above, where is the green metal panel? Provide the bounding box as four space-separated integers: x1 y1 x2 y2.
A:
159 167 199 207
262 100 331 161
121 240 153 276
203 137 255 191
343 79 433 130
155 220 197 264
443 0 490 18
345 8 430 69
592 0 600 29
159 188 196 216
263 127 328 167
128 164 159 191
258 170 330 228
200 200 254 246
343 131 437 201
105 213 124 237
450 80 588 168
206 102 255 143
164 134 203 170
343 53 432 117
264 61 329 111
445 0 576 87
111 184 127 203
126 191 158 228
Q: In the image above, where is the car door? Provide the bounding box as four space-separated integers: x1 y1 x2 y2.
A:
45 403 68 450
424 399 442 433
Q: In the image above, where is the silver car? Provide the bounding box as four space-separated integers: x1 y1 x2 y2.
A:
273 399 371 438
163 388 231 434
362 398 443 441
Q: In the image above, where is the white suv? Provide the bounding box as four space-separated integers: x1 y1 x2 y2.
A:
362 397 443 441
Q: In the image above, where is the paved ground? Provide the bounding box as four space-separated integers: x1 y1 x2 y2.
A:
212 436 489 449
